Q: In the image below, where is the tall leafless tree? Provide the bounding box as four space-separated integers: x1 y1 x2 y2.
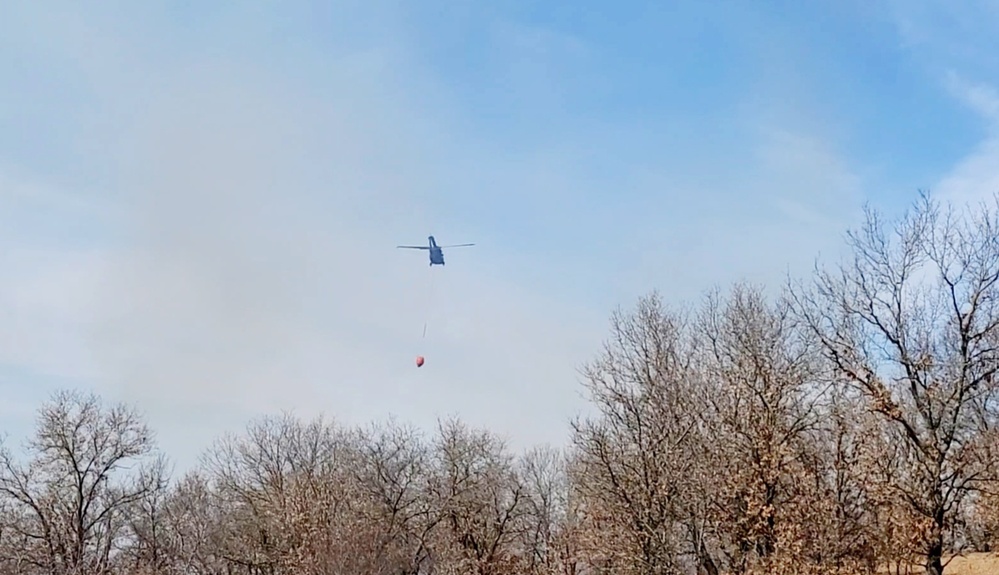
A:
354 419 434 574
0 389 162 575
790 191 999 575
153 471 231 575
116 455 173 574
428 417 528 575
570 292 701 575
198 412 375 574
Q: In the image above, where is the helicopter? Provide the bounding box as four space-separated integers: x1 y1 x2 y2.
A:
397 235 475 266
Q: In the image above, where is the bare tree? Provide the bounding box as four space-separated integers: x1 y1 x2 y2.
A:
789 192 999 575
199 412 372 574
116 455 173 574
425 417 526 575
570 292 700 575
354 419 434 574
0 389 162 575
517 445 579 575
155 471 231 575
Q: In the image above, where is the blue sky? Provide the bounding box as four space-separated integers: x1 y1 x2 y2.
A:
3 0 999 470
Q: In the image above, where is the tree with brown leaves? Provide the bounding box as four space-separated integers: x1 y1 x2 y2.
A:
694 283 825 574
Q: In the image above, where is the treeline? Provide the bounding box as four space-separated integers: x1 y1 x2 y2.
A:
3 192 999 575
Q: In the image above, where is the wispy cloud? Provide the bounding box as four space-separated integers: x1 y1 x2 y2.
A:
945 72 999 127
934 133 999 207
883 2 999 207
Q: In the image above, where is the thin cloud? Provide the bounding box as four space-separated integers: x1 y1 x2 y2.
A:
945 72 999 127
936 74 999 208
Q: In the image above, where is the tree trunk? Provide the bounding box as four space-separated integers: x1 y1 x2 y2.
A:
924 538 943 575
688 522 719 575
697 543 719 575
924 504 946 575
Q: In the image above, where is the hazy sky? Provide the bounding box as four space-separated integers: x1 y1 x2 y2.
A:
3 0 999 471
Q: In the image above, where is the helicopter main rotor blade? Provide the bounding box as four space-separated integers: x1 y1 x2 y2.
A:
397 245 431 249
438 243 475 248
